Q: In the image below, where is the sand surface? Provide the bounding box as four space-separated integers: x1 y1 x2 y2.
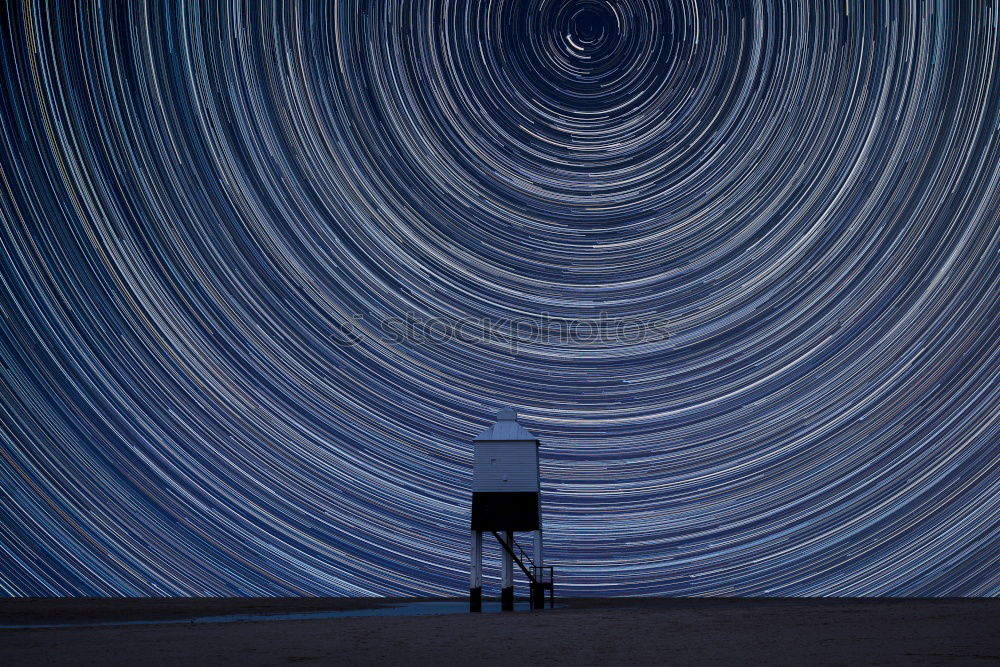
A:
1 598 997 666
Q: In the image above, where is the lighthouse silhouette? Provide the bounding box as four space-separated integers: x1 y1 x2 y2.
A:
470 408 553 612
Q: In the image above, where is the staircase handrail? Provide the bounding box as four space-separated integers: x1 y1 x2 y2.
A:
490 531 537 583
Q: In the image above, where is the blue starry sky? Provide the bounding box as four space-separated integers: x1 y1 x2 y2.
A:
1 1 998 596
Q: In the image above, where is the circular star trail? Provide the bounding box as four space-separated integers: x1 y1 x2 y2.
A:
1 1 999 597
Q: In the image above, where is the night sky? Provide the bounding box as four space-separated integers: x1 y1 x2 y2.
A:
1 1 999 597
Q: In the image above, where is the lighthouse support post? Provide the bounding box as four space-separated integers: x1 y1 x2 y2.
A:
501 530 514 611
470 529 483 612
532 529 545 609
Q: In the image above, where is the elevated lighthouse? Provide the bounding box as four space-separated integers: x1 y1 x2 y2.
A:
470 408 553 612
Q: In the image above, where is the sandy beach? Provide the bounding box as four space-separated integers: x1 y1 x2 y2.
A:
1 597 997 666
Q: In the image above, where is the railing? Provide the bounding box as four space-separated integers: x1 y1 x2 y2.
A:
531 564 555 609
490 531 555 609
510 536 535 571
532 565 553 585
490 531 535 581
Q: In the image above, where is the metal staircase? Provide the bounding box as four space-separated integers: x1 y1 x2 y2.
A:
491 531 554 609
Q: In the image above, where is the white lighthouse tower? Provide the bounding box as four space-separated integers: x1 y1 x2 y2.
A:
470 407 553 612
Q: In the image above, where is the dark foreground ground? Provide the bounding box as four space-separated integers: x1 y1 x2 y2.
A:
1 597 998 666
